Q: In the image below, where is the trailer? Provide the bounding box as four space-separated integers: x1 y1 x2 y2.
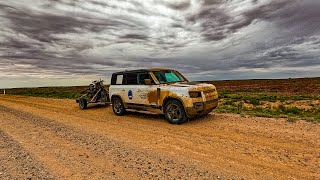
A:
76 80 110 109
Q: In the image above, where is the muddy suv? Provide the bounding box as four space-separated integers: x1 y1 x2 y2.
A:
109 68 218 124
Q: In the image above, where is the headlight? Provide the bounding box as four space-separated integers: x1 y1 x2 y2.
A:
189 91 202 98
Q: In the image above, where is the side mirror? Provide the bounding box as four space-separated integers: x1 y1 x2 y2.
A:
144 79 152 85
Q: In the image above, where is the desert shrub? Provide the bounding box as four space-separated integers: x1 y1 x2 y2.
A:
284 107 302 115
287 117 299 123
215 105 240 114
236 102 244 112
249 98 260 105
278 105 286 112
223 99 237 106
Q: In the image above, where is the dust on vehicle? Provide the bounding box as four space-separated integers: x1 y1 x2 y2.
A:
108 68 219 124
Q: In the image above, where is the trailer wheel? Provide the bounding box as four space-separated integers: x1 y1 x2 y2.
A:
112 97 126 116
79 99 88 110
164 99 188 124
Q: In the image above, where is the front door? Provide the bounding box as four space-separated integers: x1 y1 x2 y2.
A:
135 73 159 109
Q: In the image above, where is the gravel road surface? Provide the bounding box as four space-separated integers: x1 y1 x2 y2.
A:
0 95 319 179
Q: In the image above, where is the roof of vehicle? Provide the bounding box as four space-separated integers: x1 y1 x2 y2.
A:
113 68 175 74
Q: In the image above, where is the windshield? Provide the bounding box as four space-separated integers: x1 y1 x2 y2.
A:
152 70 188 84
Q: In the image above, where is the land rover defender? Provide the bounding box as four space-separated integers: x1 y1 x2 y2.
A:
109 68 219 124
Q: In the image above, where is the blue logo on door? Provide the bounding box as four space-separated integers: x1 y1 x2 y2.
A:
128 90 133 100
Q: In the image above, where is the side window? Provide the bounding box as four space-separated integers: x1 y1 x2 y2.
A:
126 73 138 85
165 73 180 82
116 75 124 85
154 72 166 83
138 73 154 85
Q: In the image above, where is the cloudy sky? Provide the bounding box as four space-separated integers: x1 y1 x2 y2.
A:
0 0 319 88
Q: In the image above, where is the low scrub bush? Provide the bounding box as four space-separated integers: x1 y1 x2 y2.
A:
218 94 319 123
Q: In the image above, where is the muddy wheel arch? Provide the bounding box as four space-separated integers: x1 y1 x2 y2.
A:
111 94 122 101
162 97 188 114
111 95 126 107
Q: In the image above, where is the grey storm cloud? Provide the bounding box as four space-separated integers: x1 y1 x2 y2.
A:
0 0 320 88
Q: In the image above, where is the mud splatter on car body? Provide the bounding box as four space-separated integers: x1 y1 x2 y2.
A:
109 68 219 123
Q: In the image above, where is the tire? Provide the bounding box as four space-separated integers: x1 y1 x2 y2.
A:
112 97 126 116
164 99 188 124
79 99 87 110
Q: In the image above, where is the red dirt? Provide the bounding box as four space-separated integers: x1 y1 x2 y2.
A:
205 77 320 95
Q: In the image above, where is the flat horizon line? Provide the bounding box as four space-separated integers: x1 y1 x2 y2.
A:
1 76 319 89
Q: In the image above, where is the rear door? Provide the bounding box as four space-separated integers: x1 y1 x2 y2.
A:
122 73 142 105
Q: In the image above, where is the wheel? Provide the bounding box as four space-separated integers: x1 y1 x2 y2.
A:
79 99 87 110
164 99 188 124
112 97 126 116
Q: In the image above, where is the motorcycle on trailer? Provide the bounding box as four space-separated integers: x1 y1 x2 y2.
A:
76 80 110 109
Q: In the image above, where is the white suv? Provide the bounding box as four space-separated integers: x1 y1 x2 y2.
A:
109 68 218 124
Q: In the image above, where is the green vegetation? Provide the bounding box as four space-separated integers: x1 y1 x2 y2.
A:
6 86 85 99
219 90 320 101
216 91 320 123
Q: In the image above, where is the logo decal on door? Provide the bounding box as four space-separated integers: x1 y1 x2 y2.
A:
128 90 133 100
139 93 147 99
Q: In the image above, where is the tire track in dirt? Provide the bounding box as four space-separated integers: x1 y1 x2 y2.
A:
0 95 319 179
0 104 222 179
0 129 54 179
0 105 132 179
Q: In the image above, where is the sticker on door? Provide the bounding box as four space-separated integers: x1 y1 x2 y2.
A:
128 90 133 100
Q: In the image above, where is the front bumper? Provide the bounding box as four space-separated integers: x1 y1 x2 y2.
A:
185 98 219 117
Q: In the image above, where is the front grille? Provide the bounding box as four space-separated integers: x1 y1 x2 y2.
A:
206 98 218 104
193 102 204 111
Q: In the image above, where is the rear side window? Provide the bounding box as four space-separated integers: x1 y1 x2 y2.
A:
126 73 138 85
116 75 124 85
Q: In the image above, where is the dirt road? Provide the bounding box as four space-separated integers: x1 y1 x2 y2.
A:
0 95 319 179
